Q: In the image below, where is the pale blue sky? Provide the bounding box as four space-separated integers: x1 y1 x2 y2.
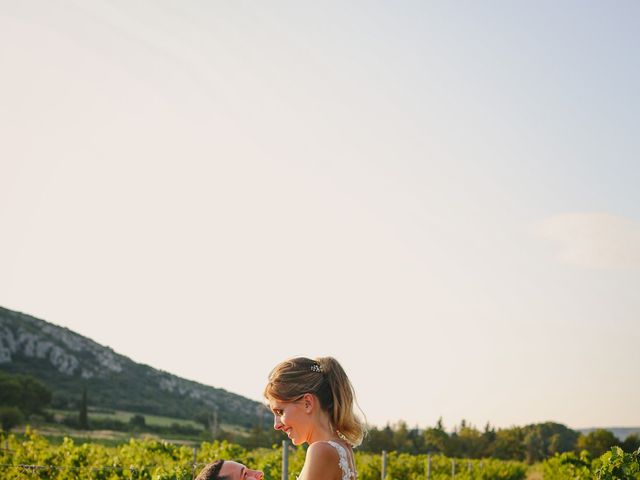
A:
1 1 638 430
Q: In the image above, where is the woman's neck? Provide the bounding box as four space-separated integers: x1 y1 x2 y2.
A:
307 413 340 444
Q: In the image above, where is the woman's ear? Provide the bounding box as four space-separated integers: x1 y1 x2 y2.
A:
303 393 315 413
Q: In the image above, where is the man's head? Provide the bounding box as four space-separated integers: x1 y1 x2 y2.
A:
195 460 264 480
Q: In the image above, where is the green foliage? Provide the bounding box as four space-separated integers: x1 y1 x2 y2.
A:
578 430 620 458
622 435 640 454
423 424 449 454
381 452 526 480
541 446 640 480
129 414 146 429
0 371 52 415
0 372 51 432
595 446 640 480
361 420 586 463
542 450 593 480
79 387 89 430
1 428 197 480
0 406 25 432
0 429 529 480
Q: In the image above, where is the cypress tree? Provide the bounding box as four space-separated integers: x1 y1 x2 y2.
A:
78 387 89 430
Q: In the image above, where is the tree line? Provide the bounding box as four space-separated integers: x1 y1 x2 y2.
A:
358 419 640 464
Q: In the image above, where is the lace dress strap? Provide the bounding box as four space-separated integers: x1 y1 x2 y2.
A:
326 441 356 480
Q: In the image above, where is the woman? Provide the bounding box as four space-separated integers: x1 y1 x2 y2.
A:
264 357 365 480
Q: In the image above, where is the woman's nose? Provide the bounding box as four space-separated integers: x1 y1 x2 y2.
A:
273 416 283 430
249 469 264 479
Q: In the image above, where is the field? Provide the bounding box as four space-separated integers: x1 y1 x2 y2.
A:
23 410 206 446
18 409 254 448
49 408 203 430
1 429 530 480
2 428 639 479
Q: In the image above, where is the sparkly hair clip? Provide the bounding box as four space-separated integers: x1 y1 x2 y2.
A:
310 363 322 373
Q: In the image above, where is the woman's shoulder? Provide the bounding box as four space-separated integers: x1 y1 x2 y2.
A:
303 441 342 477
307 440 342 459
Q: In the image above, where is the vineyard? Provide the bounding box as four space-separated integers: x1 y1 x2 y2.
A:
1 429 638 479
541 448 640 480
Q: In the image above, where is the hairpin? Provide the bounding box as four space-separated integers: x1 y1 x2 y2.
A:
310 363 322 373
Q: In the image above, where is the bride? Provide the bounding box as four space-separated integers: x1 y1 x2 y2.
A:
264 357 365 480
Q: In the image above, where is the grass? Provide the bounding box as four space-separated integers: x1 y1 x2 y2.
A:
32 410 249 446
9 425 200 448
526 463 544 480
48 408 203 429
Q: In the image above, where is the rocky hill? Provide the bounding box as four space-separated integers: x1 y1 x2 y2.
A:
0 305 268 428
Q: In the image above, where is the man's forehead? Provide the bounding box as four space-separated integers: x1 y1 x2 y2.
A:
221 461 244 473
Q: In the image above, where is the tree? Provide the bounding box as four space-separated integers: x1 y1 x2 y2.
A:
493 427 526 460
536 422 579 456
423 421 449 454
0 375 22 406
482 423 497 457
0 406 24 432
577 429 619 457
361 424 394 452
457 423 486 458
129 414 146 430
195 406 220 439
621 434 640 453
20 376 52 415
524 430 545 464
0 372 52 415
78 387 89 430
392 421 413 453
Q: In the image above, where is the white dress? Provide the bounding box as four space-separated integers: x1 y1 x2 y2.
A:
326 441 357 480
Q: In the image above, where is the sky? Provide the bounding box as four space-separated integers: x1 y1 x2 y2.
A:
1 1 639 431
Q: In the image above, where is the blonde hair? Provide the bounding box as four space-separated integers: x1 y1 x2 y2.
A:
264 356 366 447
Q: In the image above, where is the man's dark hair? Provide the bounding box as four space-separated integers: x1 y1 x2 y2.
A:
195 460 230 480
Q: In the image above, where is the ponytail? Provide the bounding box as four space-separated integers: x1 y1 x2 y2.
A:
316 357 366 447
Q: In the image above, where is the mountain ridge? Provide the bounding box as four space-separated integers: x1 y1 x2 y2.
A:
0 305 268 428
